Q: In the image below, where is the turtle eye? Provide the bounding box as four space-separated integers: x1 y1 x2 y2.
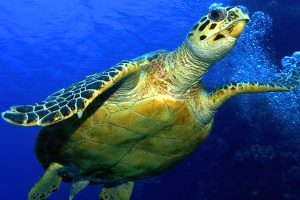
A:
209 9 227 22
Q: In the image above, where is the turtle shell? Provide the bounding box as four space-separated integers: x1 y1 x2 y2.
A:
35 94 213 183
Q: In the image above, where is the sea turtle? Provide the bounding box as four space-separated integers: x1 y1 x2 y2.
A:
1 5 300 200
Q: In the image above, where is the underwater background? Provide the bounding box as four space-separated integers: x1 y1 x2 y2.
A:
0 0 299 199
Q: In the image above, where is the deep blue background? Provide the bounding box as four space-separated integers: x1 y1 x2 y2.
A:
0 0 299 200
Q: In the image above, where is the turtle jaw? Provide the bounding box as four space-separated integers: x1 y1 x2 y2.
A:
213 9 250 40
216 18 249 40
228 20 248 38
221 9 250 38
217 6 250 37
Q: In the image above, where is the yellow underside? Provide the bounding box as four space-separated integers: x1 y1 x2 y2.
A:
36 94 213 181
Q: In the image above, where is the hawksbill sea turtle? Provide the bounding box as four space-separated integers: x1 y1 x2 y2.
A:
1 5 300 200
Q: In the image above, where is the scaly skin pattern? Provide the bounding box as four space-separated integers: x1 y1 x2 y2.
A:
35 51 214 183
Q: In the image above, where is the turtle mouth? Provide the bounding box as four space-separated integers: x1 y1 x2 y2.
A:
226 19 249 38
216 18 250 39
223 9 250 29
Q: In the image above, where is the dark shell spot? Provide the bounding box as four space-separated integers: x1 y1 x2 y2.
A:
191 23 199 31
76 99 85 109
36 110 50 118
81 90 93 99
41 112 58 124
99 75 110 82
45 101 56 107
48 105 60 112
188 33 194 37
34 105 44 111
58 101 67 107
73 89 81 94
66 95 75 101
226 6 234 11
200 17 207 22
200 35 207 40
74 94 80 98
85 79 95 84
108 71 118 77
61 92 73 99
60 106 71 117
115 66 124 71
86 81 102 90
210 23 217 30
26 112 37 124
214 34 225 41
14 105 34 113
67 99 77 110
199 20 210 31
3 112 26 124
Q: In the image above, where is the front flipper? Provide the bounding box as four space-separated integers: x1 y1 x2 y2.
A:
1 60 140 126
100 182 135 200
28 163 63 200
209 65 299 108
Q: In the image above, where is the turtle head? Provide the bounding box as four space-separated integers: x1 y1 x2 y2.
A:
186 6 250 65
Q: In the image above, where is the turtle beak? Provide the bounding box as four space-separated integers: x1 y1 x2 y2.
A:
229 19 249 38
225 6 250 39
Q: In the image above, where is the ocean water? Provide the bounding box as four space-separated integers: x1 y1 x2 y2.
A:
0 0 299 200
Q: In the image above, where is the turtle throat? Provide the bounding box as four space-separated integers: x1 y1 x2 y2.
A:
164 40 210 95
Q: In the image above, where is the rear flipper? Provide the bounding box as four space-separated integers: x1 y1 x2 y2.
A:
28 163 63 200
69 179 90 200
209 57 299 109
100 182 135 200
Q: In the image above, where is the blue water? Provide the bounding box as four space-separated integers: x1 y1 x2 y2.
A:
0 0 299 199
